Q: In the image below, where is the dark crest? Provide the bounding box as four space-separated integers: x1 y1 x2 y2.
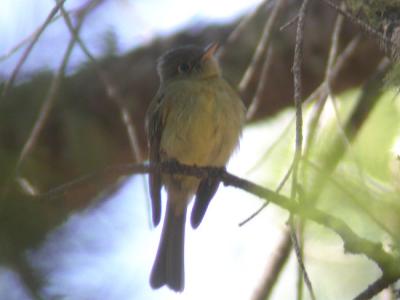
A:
157 45 204 82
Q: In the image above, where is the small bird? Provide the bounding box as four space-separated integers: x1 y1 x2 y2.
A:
146 43 245 292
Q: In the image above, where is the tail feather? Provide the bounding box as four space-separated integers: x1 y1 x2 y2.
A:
150 201 186 292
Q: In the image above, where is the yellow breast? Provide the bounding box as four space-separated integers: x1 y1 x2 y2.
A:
160 77 244 167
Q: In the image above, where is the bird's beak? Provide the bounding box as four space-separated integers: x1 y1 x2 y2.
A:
201 42 219 62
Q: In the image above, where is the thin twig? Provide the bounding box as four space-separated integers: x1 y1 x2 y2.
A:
218 0 270 59
303 34 360 108
1 0 67 98
16 178 39 196
0 11 76 63
328 89 376 217
293 221 306 300
246 46 273 120
246 114 295 175
246 33 360 175
325 4 344 92
239 148 294 227
58 4 143 162
354 275 398 300
16 11 87 174
239 0 286 94
238 202 269 227
242 34 361 226
280 14 299 31
319 0 394 47
0 32 45 63
301 34 360 166
251 228 292 300
23 160 399 299
291 0 307 176
39 161 400 277
0 4 96 64
291 1 315 299
303 8 344 159
304 159 397 240
322 13 380 207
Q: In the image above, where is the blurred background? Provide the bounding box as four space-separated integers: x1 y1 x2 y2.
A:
0 0 400 299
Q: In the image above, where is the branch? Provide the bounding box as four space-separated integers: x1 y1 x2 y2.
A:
291 1 314 299
251 228 292 300
0 5 92 63
246 46 273 120
41 162 400 271
353 275 398 300
319 0 394 48
218 0 270 59
240 33 361 227
58 3 143 162
292 0 308 172
1 0 67 98
303 3 344 166
15 6 88 176
238 0 286 97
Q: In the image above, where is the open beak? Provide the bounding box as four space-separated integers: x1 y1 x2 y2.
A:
201 42 219 62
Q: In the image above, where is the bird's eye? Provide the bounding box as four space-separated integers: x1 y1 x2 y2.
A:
178 63 191 73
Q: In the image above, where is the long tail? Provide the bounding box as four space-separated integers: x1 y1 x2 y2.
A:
150 200 186 292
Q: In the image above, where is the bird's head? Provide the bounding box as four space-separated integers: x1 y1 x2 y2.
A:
157 43 221 83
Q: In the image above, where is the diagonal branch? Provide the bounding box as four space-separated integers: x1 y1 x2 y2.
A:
239 33 361 230
251 228 292 300
58 3 143 162
246 46 274 120
239 0 286 98
40 161 400 274
1 0 67 99
15 7 88 176
353 275 398 300
7 160 399 299
218 0 270 59
32 159 400 299
319 0 394 48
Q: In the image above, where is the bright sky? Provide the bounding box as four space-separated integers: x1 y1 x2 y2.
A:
0 0 263 76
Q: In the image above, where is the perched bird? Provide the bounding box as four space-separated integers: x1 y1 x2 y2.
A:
146 43 245 292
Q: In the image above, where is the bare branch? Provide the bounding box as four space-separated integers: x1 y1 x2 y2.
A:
303 34 361 107
16 10 87 174
291 1 315 299
0 31 47 62
292 0 308 171
251 228 292 300
242 33 361 228
0 2 98 64
303 8 344 158
239 152 294 227
353 275 398 300
40 161 400 275
304 159 397 240
218 0 270 59
280 14 299 31
58 4 143 162
239 0 286 95
246 46 273 120
319 0 394 47
325 4 344 90
1 0 67 98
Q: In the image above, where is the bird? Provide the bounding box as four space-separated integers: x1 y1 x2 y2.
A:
146 43 245 292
